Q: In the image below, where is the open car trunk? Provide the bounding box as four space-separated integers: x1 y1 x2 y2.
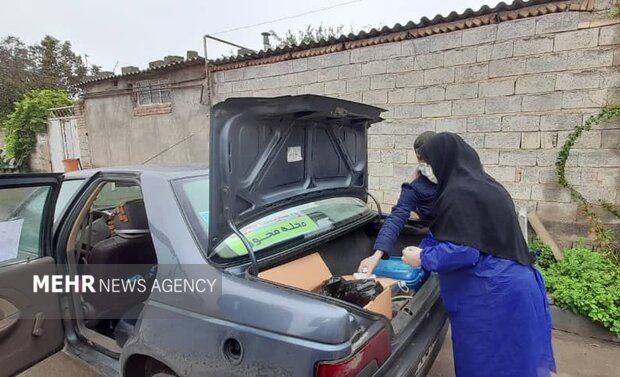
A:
256 217 431 332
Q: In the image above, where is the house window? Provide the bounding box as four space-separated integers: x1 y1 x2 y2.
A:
134 79 171 105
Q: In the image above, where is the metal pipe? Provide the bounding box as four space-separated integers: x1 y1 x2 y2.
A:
202 34 257 106
262 32 271 50
202 35 212 106
204 34 257 52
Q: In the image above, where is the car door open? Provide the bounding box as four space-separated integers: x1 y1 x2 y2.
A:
0 174 65 376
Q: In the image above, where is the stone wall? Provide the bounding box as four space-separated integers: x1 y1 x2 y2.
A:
212 5 620 244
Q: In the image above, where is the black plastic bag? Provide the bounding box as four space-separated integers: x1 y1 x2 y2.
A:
318 277 384 307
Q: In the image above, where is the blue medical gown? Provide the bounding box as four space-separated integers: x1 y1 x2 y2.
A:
420 234 556 377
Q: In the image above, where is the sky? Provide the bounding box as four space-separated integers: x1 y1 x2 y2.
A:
0 0 500 73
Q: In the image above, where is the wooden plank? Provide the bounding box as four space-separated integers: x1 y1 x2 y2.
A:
528 213 563 261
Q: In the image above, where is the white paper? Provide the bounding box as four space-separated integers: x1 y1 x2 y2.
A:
287 146 303 162
0 219 23 262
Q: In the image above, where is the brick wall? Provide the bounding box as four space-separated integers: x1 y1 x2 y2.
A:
212 5 620 245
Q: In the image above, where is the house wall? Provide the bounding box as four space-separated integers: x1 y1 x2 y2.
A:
212 6 620 245
82 64 209 167
74 100 93 169
30 133 52 172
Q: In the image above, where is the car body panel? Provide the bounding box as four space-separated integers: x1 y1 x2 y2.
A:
5 96 447 377
0 174 65 375
1 166 446 377
208 95 384 250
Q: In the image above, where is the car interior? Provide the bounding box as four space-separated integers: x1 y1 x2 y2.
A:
67 180 158 351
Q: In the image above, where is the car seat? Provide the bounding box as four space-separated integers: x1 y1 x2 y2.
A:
82 199 157 322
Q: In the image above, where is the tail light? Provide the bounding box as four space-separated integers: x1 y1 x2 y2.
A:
316 328 391 377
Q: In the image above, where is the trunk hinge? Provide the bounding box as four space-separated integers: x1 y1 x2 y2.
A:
225 208 259 276
367 190 383 217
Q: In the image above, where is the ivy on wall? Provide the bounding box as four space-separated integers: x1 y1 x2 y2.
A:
3 89 72 170
555 106 620 262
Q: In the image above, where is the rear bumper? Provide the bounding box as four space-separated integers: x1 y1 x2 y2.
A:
375 279 449 377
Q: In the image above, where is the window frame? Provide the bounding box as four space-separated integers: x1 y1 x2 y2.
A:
133 78 171 106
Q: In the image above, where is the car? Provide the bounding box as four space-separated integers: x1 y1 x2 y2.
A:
0 95 448 377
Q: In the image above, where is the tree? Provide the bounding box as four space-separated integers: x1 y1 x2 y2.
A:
0 36 37 124
29 36 97 92
269 25 346 49
0 35 99 124
3 89 72 169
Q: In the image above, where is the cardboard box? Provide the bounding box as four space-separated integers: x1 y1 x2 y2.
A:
259 252 393 319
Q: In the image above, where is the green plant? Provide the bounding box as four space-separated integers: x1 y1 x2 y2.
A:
0 35 99 124
540 247 620 336
529 237 556 270
3 89 72 170
601 200 620 220
0 149 20 173
556 106 620 261
269 25 347 49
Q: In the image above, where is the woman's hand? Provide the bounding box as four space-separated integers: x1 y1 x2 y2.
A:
358 250 384 274
411 166 420 181
402 246 422 267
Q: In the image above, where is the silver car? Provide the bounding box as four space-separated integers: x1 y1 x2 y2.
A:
0 95 447 377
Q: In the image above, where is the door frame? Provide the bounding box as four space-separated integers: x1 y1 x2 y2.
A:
53 171 143 359
0 173 65 375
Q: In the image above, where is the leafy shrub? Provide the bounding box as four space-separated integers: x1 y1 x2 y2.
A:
3 89 72 170
529 238 555 270
540 246 620 336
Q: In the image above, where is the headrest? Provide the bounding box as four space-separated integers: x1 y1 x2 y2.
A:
113 199 150 238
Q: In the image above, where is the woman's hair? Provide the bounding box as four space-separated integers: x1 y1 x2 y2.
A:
414 131 436 151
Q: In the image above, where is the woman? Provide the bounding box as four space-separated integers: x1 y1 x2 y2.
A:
401 133 556 377
358 131 437 273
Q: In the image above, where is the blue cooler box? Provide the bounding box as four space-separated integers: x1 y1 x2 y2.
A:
374 257 427 290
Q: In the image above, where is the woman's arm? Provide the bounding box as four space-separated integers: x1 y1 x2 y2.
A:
420 242 480 273
373 183 422 256
358 182 423 273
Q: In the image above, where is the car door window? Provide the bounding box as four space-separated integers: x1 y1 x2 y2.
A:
0 186 52 264
93 182 143 210
54 179 85 221
72 181 144 256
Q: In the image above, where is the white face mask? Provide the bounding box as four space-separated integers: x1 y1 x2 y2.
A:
418 163 438 184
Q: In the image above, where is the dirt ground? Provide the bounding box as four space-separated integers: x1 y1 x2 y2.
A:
20 330 620 377
428 329 620 377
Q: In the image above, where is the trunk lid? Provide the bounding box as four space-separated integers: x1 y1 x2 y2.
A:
208 95 384 250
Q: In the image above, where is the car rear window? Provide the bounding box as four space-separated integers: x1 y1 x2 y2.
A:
173 176 373 260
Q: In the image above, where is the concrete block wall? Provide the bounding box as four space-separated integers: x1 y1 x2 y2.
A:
74 100 93 169
82 64 209 167
30 133 51 173
212 7 620 242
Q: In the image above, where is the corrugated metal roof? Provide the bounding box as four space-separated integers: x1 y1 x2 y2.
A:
78 56 205 86
78 0 589 85
212 0 587 71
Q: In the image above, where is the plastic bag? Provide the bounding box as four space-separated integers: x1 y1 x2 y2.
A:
318 277 384 307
